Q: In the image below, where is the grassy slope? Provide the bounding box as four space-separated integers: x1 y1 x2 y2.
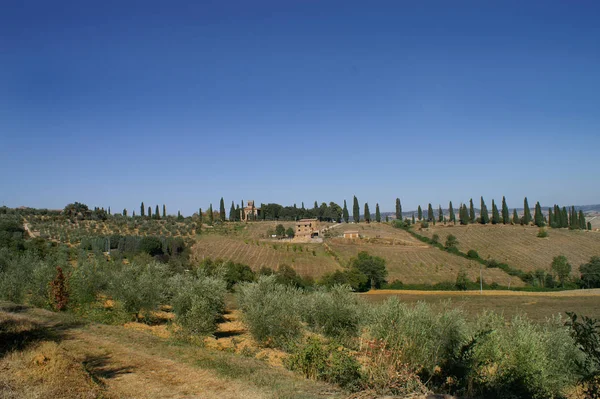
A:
416 224 600 273
0 302 343 399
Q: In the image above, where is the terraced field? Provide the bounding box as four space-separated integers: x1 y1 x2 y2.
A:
192 236 340 277
417 224 600 273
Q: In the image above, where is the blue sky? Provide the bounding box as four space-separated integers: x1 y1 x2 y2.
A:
1 1 599 215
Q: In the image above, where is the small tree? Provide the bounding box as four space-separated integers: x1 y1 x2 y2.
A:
349 251 387 290
395 198 402 221
512 209 519 224
207 204 214 225
427 203 434 222
523 197 532 225
448 201 455 224
163 204 166 218
580 256 600 288
148 206 152 219
480 197 489 224
343 200 349 223
491 199 500 224
375 203 381 223
219 197 226 222
229 201 236 221
501 196 509 224
418 205 423 221
455 270 469 291
445 234 459 251
275 224 286 238
551 255 571 287
49 266 69 311
364 203 371 223
155 205 160 220
438 205 443 223
534 201 545 227
141 202 145 217
469 199 475 223
286 227 295 238
353 196 360 223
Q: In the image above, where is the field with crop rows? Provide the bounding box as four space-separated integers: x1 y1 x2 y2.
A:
192 235 340 277
417 224 600 273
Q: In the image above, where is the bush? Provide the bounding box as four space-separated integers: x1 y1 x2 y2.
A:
236 276 303 349
420 221 429 229
537 228 549 238
455 271 469 290
286 337 362 391
69 258 111 307
445 234 459 250
431 234 440 244
466 249 480 259
384 279 404 289
169 272 226 336
301 285 362 339
367 299 468 380
108 261 170 321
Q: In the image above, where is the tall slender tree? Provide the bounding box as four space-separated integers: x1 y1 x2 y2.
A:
534 202 544 227
480 197 489 224
438 205 444 223
523 197 532 225
148 206 152 219
364 203 371 223
395 198 402 220
448 201 455 224
163 204 166 218
491 199 500 224
343 200 349 223
427 203 434 222
108 207 111 215
459 204 469 225
469 199 475 223
123 209 127 217
512 209 519 224
375 203 381 222
418 205 423 221
207 204 213 225
155 205 160 220
412 213 415 224
561 206 569 228
141 202 145 217
578 210 586 230
353 196 360 223
548 208 554 227
229 201 236 221
235 205 240 221
219 198 226 222
501 196 509 224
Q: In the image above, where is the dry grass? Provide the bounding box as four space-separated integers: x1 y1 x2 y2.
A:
192 235 340 277
360 289 600 321
416 223 600 274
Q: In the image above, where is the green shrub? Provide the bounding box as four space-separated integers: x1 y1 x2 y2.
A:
169 273 226 336
69 258 111 307
537 228 549 238
236 276 303 349
301 285 362 339
285 337 362 391
466 249 480 259
367 299 468 380
455 271 469 290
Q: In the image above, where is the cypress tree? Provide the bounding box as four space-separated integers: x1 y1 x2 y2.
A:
412 213 415 224
198 208 203 223
364 203 371 223
163 204 166 218
588 222 592 230
523 197 532 225
569 206 577 229
438 205 444 223
375 203 381 222
229 201 236 221
148 206 152 219
219 198 226 222
108 207 111 215
512 209 519 224
418 205 423 221
133 211 136 217
343 200 349 223
155 205 160 220
459 204 468 225
123 209 127 217
235 205 240 221
353 196 360 223
501 196 509 224
561 207 569 228
141 202 145 217
427 203 434 222
395 198 402 220
491 199 500 224
578 210 586 230
480 197 489 224
548 208 554 227
469 199 475 223
534 202 544 227
448 201 455 224
208 204 213 225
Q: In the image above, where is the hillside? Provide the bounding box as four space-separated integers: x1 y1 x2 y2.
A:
417 224 600 274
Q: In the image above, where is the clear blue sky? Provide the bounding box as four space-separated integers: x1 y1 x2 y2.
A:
1 1 599 215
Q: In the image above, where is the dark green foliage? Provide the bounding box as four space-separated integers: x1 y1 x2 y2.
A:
523 197 532 225
207 204 213 225
343 200 349 223
534 201 544 227
589 222 593 230
417 205 422 221
353 196 360 223
562 206 569 228
395 198 402 221
579 210 586 230
140 202 145 217
275 224 286 237
548 208 555 227
63 202 92 220
580 256 600 288
501 196 509 224
467 249 480 259
412 213 415 225
364 203 371 223
350 251 387 290
455 270 469 290
551 255 571 287
427 203 434 222
449 201 455 224
0 218 26 252
229 201 235 221
155 205 160 220
445 234 458 250
512 209 519 224
319 268 368 292
375 203 381 223
438 205 443 223
147 206 152 219
139 236 164 256
479 197 489 224
219 197 226 222
469 199 475 223
286 227 295 238
491 199 500 224
163 204 166 218
459 204 469 225
565 312 600 397
537 228 548 238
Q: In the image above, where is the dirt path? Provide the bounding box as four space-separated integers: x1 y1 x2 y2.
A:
0 304 341 399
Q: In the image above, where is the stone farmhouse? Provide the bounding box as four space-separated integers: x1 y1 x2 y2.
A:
295 218 320 239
